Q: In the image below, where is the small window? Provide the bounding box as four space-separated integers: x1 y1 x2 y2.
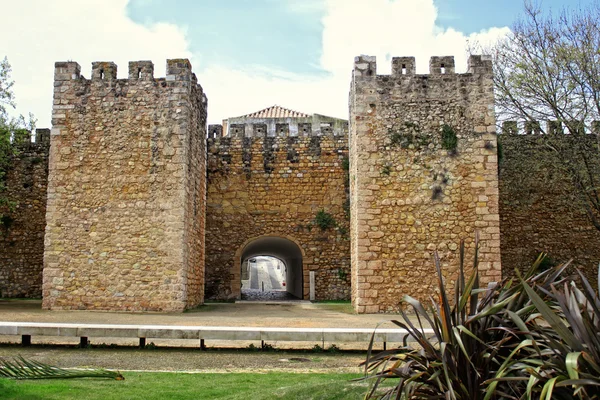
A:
402 64 406 75
440 64 446 74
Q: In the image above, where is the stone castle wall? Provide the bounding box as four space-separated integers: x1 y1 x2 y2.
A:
42 59 206 311
0 129 50 298
205 130 350 300
349 55 502 313
498 122 600 283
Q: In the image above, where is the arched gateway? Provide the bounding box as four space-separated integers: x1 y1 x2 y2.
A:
236 235 304 300
204 105 351 302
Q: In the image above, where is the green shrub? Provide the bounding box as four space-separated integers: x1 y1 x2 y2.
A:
314 209 336 231
360 238 575 399
441 124 458 153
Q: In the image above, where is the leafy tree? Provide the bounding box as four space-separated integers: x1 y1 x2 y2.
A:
490 2 600 231
0 56 35 227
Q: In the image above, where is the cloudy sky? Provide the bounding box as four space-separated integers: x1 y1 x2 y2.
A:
0 0 592 127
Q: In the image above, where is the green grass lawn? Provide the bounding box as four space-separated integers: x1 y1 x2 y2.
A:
0 372 370 399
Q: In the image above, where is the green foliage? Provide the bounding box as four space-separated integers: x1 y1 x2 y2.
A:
0 371 366 400
0 356 123 380
337 268 348 281
341 156 349 172
381 165 391 176
0 57 35 230
311 344 324 353
441 124 458 153
314 209 336 231
360 238 583 399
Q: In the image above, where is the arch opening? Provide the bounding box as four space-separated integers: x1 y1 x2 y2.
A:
239 236 303 301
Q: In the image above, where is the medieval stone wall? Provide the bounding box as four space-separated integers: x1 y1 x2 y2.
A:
498 123 600 283
349 55 502 313
0 129 50 298
42 59 206 311
205 131 350 300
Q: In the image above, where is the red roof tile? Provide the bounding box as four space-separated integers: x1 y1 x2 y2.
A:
236 105 310 119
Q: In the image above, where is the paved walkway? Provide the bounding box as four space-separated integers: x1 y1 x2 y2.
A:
0 299 416 349
0 299 406 329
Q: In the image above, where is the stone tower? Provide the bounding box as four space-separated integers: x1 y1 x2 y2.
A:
43 59 207 311
349 55 501 313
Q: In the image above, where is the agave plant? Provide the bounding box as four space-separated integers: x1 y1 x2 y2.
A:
0 355 124 380
360 237 570 400
492 267 600 399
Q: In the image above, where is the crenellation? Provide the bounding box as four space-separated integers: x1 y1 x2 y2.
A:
429 56 455 75
525 120 542 135
547 120 563 135
253 123 267 137
54 61 81 81
391 57 415 76
502 121 518 135
353 55 376 77
504 120 593 135
91 61 117 80
467 55 493 75
166 58 192 81
207 124 223 138
35 128 51 145
128 61 154 80
275 123 289 136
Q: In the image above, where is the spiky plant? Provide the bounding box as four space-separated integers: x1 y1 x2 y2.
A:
360 237 569 400
0 356 124 380
496 268 600 399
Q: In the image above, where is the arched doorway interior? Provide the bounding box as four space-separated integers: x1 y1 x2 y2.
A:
238 236 304 300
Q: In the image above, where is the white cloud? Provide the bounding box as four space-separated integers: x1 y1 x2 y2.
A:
201 0 510 124
1 0 510 127
0 0 191 127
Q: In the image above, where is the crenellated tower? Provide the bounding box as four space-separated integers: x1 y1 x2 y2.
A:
43 59 207 312
349 55 501 313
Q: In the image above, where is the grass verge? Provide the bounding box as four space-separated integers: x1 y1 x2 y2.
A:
0 372 367 400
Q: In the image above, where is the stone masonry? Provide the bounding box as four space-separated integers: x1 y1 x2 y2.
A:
0 129 50 298
205 109 350 300
3 53 600 313
498 122 600 284
349 55 502 312
42 59 206 311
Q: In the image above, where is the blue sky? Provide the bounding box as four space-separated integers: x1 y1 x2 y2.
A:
0 0 595 127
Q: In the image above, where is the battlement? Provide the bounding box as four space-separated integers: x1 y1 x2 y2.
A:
353 54 492 77
216 119 348 139
54 58 197 83
9 128 50 149
501 120 600 135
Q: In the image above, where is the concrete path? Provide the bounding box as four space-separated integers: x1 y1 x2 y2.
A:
0 299 410 329
0 299 428 349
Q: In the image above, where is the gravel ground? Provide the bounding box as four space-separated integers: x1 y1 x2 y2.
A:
0 345 367 373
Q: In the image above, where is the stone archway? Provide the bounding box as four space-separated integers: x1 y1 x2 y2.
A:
232 235 305 300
